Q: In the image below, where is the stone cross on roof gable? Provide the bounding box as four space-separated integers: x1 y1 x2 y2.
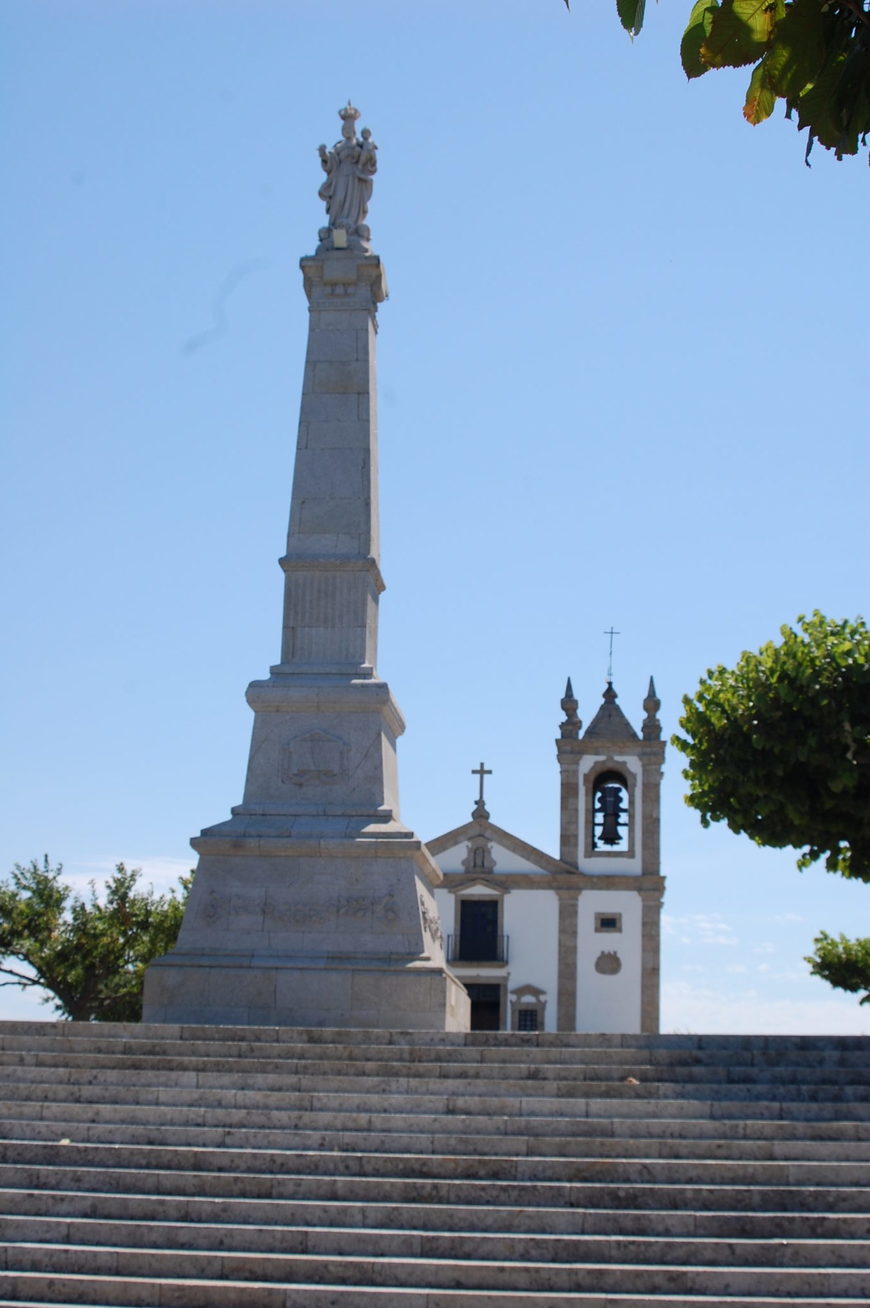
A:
471 761 492 821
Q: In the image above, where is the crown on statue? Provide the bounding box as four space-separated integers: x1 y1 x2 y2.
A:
339 103 361 126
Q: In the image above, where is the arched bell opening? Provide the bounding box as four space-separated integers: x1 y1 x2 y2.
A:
592 770 630 851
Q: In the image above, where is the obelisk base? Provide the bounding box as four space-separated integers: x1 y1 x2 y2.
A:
143 838 470 1030
143 955 469 1030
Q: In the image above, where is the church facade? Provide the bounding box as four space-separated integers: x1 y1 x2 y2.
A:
427 678 666 1034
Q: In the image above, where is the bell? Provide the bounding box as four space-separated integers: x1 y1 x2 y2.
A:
597 784 624 846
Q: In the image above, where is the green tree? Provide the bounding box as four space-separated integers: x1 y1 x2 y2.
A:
673 612 870 1003
0 858 191 1022
566 0 870 161
807 930 870 1003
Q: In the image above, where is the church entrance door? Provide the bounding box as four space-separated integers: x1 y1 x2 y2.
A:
465 983 501 1031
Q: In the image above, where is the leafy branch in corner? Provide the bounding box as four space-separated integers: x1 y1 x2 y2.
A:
566 0 870 161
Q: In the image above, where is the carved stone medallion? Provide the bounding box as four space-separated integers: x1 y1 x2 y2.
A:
281 730 349 787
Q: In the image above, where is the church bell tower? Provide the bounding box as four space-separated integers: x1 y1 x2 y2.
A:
556 677 665 1032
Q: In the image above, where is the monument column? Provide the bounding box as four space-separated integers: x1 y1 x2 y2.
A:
143 106 469 1031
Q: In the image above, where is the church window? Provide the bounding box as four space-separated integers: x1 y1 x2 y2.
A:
592 771 630 851
509 983 547 1032
452 899 506 962
595 912 623 933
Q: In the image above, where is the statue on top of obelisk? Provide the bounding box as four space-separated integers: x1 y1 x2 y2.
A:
317 103 378 254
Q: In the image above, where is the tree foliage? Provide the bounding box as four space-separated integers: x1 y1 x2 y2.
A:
806 930 870 1002
566 0 870 161
673 612 870 879
0 858 191 1022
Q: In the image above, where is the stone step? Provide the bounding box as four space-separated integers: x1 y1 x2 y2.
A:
4 1242 870 1296
4 1091 870 1142
16 1030 870 1066
4 1078 870 1125
0 1024 866 1307
3 1019 866 1052
3 1162 867 1213
2 1112 869 1161
3 1045 869 1085
3 1048 869 1089
6 1187 869 1240
3 1065 869 1110
3 1213 869 1268
2 1137 867 1188
2 1277 867 1308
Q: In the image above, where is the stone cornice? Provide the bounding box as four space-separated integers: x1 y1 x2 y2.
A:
245 677 406 737
438 869 665 893
278 554 386 595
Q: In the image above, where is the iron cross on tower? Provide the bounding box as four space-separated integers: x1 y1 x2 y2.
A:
604 627 621 682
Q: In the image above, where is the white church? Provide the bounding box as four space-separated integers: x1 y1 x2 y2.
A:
427 677 665 1034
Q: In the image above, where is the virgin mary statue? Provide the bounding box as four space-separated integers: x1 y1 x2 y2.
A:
317 104 377 236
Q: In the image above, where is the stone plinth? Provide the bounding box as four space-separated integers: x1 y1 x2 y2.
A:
143 838 468 1029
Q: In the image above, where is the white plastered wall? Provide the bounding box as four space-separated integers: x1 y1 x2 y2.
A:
433 881 560 1032
503 888 558 1030
576 889 642 1033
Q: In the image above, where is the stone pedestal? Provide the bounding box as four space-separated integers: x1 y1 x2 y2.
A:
143 236 469 1030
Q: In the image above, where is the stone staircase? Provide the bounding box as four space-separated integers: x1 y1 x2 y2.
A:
0 1022 867 1306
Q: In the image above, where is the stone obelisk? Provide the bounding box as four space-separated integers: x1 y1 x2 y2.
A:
143 107 469 1030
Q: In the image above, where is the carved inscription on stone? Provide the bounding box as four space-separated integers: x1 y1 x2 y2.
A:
335 892 400 925
376 892 399 926
200 891 227 927
594 950 622 976
229 892 265 927
264 899 331 929
419 894 444 947
281 730 349 787
337 895 372 920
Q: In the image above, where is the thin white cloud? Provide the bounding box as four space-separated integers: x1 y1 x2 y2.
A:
664 912 738 946
662 980 870 1035
60 856 192 897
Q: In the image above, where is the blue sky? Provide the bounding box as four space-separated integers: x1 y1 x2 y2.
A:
3 1 868 1031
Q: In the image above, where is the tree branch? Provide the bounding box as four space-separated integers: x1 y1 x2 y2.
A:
0 965 44 988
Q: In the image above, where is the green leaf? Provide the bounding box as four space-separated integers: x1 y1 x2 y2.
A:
744 57 777 123
796 52 854 152
763 0 827 101
701 0 784 71
682 0 720 78
617 0 647 37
